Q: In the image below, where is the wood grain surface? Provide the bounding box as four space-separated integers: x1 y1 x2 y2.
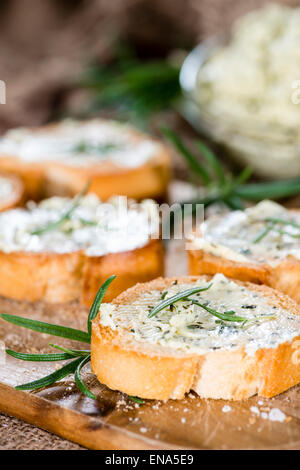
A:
0 240 299 450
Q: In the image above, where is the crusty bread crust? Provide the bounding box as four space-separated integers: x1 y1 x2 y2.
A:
188 214 300 303
91 276 300 400
0 123 171 201
0 239 164 306
0 172 25 212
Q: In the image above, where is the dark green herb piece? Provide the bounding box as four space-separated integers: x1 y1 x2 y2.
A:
253 222 275 244
148 283 212 318
30 184 89 236
73 141 120 155
190 300 247 323
129 396 145 404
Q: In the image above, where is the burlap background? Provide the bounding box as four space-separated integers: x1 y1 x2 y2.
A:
1 0 299 450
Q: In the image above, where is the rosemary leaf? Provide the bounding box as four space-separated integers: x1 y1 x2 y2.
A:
234 167 253 185
129 396 144 404
87 275 116 338
1 314 90 344
49 344 90 357
15 357 83 391
30 184 89 236
223 195 244 210
235 179 300 201
265 217 300 230
74 355 96 400
190 300 247 323
148 283 212 318
161 127 212 185
195 140 225 185
253 222 275 244
272 227 300 238
5 349 75 362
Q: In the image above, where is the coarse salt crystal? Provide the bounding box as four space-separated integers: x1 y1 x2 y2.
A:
250 406 260 415
222 405 232 413
268 408 286 423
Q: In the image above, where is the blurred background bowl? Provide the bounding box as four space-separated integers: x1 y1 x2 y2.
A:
179 35 300 180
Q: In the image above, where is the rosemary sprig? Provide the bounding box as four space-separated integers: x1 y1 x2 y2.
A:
72 141 120 155
15 357 83 391
81 48 180 120
148 283 213 318
189 300 247 323
30 184 89 236
148 282 248 324
1 314 90 343
87 275 116 338
162 128 300 210
1 274 116 399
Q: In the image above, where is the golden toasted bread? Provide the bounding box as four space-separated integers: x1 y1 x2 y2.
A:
0 194 164 306
91 275 300 400
0 120 171 201
188 201 300 303
0 172 24 212
0 240 164 306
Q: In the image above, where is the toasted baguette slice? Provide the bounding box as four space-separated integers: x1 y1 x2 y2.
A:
91 274 300 401
0 194 164 306
0 119 171 201
0 172 24 212
187 200 300 303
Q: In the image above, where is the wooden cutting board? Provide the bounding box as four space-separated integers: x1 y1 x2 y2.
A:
0 240 300 450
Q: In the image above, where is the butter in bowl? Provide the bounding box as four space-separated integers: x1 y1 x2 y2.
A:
180 3 300 180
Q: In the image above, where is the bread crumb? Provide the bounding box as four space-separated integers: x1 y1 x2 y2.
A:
268 408 286 423
250 406 260 415
260 407 270 412
249 417 256 425
222 405 232 413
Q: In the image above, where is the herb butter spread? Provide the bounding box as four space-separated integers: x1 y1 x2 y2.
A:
0 176 13 202
0 194 158 255
189 200 300 266
0 119 162 168
99 274 300 356
196 4 300 133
